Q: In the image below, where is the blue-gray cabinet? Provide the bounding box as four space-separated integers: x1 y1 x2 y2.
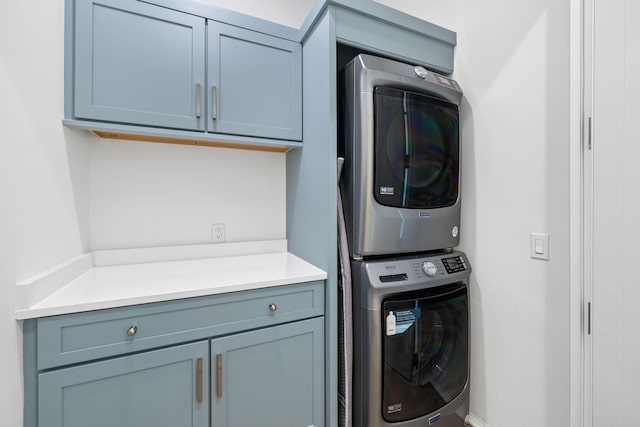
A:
73 0 206 130
208 21 302 141
38 341 209 427
211 318 324 427
68 0 303 144
25 282 325 427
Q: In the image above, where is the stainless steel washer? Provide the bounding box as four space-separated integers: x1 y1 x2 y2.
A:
351 250 471 427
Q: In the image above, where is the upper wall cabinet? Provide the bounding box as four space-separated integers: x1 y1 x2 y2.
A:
65 0 303 150
74 0 206 131
208 22 302 141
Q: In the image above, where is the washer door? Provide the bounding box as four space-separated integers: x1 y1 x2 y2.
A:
382 284 468 422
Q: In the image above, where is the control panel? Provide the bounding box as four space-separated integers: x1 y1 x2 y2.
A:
442 256 468 274
368 251 470 286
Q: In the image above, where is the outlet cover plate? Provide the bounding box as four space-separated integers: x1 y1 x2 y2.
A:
212 224 225 243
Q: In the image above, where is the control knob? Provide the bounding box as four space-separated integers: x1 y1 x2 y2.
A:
422 261 438 277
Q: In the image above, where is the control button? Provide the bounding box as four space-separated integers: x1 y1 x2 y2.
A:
422 261 438 277
414 66 429 79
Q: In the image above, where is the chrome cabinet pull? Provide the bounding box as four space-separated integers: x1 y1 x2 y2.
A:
196 83 202 118
126 325 137 337
268 303 277 312
211 86 217 120
196 358 203 404
216 354 223 398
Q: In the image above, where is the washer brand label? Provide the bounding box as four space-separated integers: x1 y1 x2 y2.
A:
428 413 442 424
380 186 395 195
419 211 432 218
387 403 402 414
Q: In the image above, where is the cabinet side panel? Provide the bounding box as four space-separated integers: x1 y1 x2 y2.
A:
23 320 37 427
287 9 338 427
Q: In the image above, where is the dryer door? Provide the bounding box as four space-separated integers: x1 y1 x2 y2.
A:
382 283 468 422
373 87 460 209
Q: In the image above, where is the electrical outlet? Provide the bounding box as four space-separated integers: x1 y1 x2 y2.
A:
211 224 225 243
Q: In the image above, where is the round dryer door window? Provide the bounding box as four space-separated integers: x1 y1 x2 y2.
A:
373 87 460 209
381 283 468 422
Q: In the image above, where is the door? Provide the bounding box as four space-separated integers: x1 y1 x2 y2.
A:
587 0 640 425
37 341 209 427
207 21 302 140
382 284 468 422
74 0 206 130
374 87 460 209
210 318 324 427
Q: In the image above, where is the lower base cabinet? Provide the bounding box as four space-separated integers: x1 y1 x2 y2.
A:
28 282 325 427
38 341 209 427
211 318 324 427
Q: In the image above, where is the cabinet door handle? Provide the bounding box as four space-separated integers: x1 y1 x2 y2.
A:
196 83 202 118
211 86 217 120
216 354 223 398
196 358 203 404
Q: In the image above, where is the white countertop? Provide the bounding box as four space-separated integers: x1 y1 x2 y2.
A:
15 249 326 319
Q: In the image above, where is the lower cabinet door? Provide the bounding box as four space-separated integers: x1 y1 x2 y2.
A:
211 317 324 427
38 341 209 427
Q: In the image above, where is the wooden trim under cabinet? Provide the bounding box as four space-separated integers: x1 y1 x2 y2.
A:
91 131 292 153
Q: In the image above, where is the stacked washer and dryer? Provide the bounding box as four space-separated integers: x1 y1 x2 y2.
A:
338 54 471 427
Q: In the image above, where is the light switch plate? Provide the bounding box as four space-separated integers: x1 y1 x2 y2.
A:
530 232 550 260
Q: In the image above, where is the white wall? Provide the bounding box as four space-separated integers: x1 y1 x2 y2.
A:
199 0 315 28
1 2 85 425
376 1 572 426
0 1 297 424
88 139 285 250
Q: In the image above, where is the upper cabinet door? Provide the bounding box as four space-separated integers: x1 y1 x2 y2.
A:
208 21 302 141
74 0 206 130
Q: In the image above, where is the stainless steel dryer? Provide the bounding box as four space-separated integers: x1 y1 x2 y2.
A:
351 251 470 427
339 54 463 259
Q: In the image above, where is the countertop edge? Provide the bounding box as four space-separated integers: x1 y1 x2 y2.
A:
15 272 326 320
15 241 327 320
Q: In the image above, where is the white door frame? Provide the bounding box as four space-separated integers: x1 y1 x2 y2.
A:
577 0 593 425
572 0 591 426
